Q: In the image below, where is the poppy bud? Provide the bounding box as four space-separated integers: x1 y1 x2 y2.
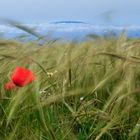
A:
4 81 16 90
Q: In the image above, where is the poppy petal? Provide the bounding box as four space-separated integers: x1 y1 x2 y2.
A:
11 66 35 87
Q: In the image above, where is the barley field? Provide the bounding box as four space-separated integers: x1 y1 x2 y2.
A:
1 35 140 140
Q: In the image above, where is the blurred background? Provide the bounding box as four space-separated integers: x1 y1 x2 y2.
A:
0 0 140 40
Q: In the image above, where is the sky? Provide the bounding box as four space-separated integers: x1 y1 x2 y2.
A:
0 0 140 25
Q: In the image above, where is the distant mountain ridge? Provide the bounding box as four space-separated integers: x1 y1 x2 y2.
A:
50 21 87 24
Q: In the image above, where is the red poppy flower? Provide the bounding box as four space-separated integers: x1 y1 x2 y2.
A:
11 66 35 87
4 81 16 90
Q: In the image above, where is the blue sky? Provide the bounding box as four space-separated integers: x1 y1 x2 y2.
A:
0 0 140 25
